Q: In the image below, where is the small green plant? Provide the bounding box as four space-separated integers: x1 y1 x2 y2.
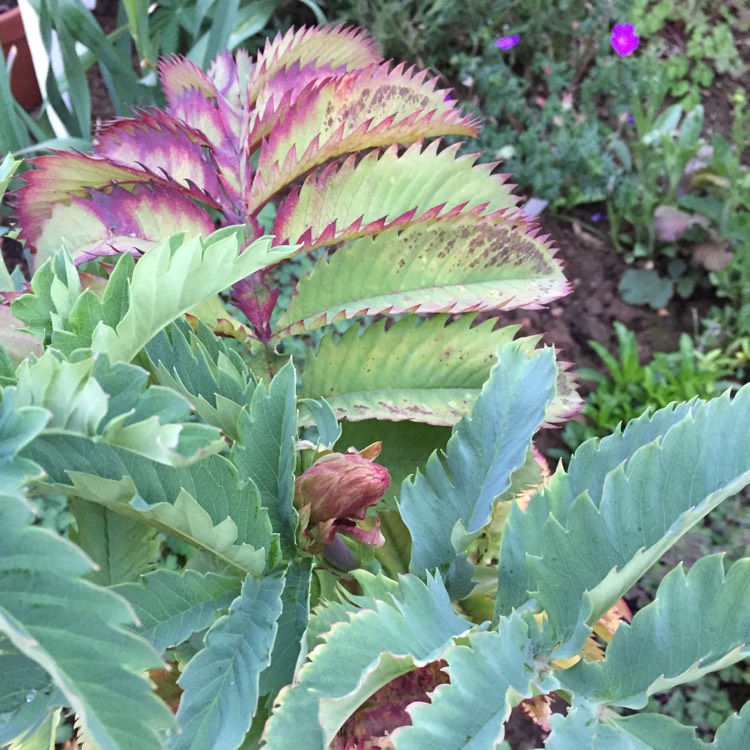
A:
560 322 737 453
628 0 749 109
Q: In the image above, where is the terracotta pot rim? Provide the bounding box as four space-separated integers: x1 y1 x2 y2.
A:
0 7 25 43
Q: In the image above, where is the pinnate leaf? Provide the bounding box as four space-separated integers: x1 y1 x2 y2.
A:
89 228 296 363
400 342 557 597
231 360 298 556
300 314 522 425
393 616 558 749
499 386 750 656
261 574 472 749
273 141 519 249
558 555 750 708
0 403 173 750
144 319 258 441
246 24 381 106
170 572 285 750
24 436 275 576
275 217 567 336
250 63 477 209
115 569 242 653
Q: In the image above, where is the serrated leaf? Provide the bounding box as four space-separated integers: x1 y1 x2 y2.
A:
89 229 297 363
144 319 258 441
500 400 697 608
170 572 285 750
24 436 275 575
392 616 558 749
246 24 382 106
273 141 519 249
114 569 242 652
261 574 472 749
258 558 313 703
558 556 750 708
34 184 217 265
0 486 173 750
93 112 225 205
69 501 160 586
14 351 225 466
231 360 298 556
498 388 750 654
400 342 557 597
300 315 521 425
16 152 218 257
11 249 82 341
14 353 108 435
274 218 566 336
250 63 477 209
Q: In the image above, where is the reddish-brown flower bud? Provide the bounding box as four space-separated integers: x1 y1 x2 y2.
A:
294 442 390 554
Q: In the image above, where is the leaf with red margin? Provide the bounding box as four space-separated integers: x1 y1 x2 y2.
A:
246 24 382 106
33 184 216 264
161 54 247 152
249 63 479 209
15 153 218 251
273 141 520 249
159 54 221 107
94 111 227 206
167 88 244 208
273 216 568 337
245 63 344 153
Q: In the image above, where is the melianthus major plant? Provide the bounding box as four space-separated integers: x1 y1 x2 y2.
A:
9 23 576 575
1 229 749 749
0 23 748 750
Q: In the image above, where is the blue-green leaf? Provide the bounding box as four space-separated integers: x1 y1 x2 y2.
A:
169 572 285 750
558 556 750 709
115 570 242 652
400 342 557 597
261 574 472 749
393 614 559 749
232 360 298 556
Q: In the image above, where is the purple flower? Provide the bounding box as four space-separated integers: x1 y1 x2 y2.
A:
591 212 603 222
611 24 639 56
627 114 635 124
495 34 520 50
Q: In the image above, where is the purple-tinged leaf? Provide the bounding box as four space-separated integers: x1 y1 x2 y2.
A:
163 90 245 210
246 24 382 106
16 153 217 251
159 54 221 107
273 141 520 249
246 63 344 152
232 270 281 343
33 184 216 264
249 62 479 210
208 48 252 106
94 111 226 206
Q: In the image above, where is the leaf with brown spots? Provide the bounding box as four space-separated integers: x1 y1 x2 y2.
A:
273 141 520 249
249 63 478 209
273 216 567 337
